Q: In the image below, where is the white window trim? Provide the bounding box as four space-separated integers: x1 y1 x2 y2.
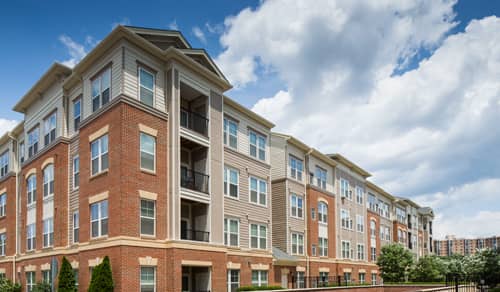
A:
73 211 79 244
223 117 238 150
44 112 57 146
224 218 240 247
26 223 36 251
251 270 268 287
43 164 54 199
140 266 156 292
356 215 365 233
138 67 155 107
90 135 109 176
290 193 303 219
91 67 111 112
248 130 266 161
73 98 81 131
43 217 54 248
249 176 267 207
289 155 303 181
0 233 6 256
140 199 156 237
318 237 328 257
318 202 328 225
227 269 240 292
139 132 156 173
72 156 80 190
291 232 304 255
90 200 108 238
224 166 239 199
315 166 327 190
341 240 351 259
27 175 36 207
249 223 267 250
0 193 6 217
357 243 365 260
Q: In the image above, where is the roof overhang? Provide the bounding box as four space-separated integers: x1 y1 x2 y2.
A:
328 153 371 178
366 181 396 200
224 96 275 129
13 63 72 113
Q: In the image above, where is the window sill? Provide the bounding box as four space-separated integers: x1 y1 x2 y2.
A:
42 246 54 251
248 201 268 209
89 169 109 181
224 194 240 201
140 234 156 239
140 168 156 176
90 235 108 242
290 216 304 220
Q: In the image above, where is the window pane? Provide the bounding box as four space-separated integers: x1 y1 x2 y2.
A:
140 69 154 89
140 87 154 106
141 218 154 235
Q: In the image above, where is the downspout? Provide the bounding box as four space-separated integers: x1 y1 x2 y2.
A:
8 133 18 283
304 148 313 279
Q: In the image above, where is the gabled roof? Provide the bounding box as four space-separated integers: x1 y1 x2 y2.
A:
125 25 191 49
13 63 72 113
327 153 371 178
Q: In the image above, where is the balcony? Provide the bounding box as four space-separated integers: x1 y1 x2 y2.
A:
181 168 209 194
180 199 209 242
180 82 209 140
182 266 211 292
181 229 210 242
181 108 208 136
180 138 209 196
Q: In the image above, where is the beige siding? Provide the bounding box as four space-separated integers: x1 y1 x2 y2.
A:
223 149 272 250
123 41 166 112
308 155 335 194
210 90 224 244
270 135 286 180
287 180 306 253
68 139 79 244
67 84 83 138
272 180 287 252
286 143 306 184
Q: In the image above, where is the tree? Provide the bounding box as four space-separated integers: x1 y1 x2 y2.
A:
58 256 77 292
411 255 446 282
88 256 114 292
463 248 500 287
0 278 21 292
377 243 414 282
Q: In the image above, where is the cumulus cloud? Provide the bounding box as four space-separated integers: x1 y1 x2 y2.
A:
0 119 19 137
216 0 500 237
58 35 89 68
192 26 206 43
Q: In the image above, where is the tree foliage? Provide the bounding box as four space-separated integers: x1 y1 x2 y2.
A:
88 256 114 292
32 282 51 292
58 256 77 292
377 243 414 282
0 278 21 292
411 255 446 282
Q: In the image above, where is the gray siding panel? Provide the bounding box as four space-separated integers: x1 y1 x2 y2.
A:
272 180 287 253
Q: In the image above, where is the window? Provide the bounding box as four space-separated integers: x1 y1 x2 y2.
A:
357 244 365 260
291 233 304 255
42 270 51 285
371 247 377 261
28 127 39 158
296 271 305 288
26 271 35 292
341 209 353 230
396 207 406 224
73 156 80 189
73 98 81 131
318 237 328 256
344 272 352 284
0 193 5 217
290 194 303 218
356 187 364 204
224 218 239 247
0 233 5 256
311 244 317 256
340 179 350 199
140 266 156 292
223 118 238 149
370 220 377 238
74 269 79 287
91 134 109 175
251 270 268 287
368 193 377 212
91 67 111 112
90 200 108 238
19 142 25 164
224 166 239 198
44 112 56 146
43 164 54 198
319 272 329 286
228 270 240 292
371 273 377 285
341 241 351 259
356 215 364 233
27 175 36 206
249 130 266 161
250 224 267 249
359 273 366 284
140 200 155 236
318 202 328 224
43 217 54 247
26 223 36 251
139 68 154 107
73 212 79 243
385 226 391 241
0 151 8 177
378 201 389 218
311 208 316 220
315 166 327 189
250 177 267 206
289 155 303 181
140 133 156 172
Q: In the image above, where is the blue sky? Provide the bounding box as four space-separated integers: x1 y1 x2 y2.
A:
1 0 500 238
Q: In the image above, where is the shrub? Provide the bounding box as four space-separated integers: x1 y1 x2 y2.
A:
88 256 114 292
58 256 77 292
0 278 21 292
237 285 283 291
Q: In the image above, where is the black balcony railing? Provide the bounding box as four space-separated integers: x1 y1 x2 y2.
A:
181 168 209 194
180 108 209 136
181 228 210 242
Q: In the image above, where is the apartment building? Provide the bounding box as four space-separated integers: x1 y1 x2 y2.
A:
0 25 435 291
434 235 499 257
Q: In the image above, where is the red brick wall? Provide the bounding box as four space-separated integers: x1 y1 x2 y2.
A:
306 186 336 259
0 175 17 257
367 210 381 261
227 254 275 287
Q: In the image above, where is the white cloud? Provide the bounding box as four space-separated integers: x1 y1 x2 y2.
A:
168 19 179 30
0 119 19 137
58 35 88 68
192 26 206 44
216 0 500 238
205 22 223 34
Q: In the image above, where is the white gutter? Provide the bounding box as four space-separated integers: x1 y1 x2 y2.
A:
7 133 18 283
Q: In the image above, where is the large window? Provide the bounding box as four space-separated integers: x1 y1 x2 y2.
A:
140 266 156 292
28 127 39 158
139 68 154 107
359 272 366 284
44 112 56 146
43 164 54 198
26 271 35 292
371 273 377 285
91 67 111 112
224 166 239 198
140 133 156 172
228 270 240 292
0 193 5 217
340 179 350 199
396 207 406 224
370 220 377 238
371 247 377 261
250 224 267 249
19 142 25 164
356 186 364 205
315 166 327 190
318 202 328 224
291 233 304 255
27 175 36 206
249 177 267 206
0 151 8 177
73 212 79 243
356 215 364 233
318 237 328 256
296 272 305 288
251 270 268 287
341 241 351 259
357 244 365 260
90 200 108 238
26 223 36 251
0 233 5 256
91 135 109 175
290 193 303 218
140 199 155 236
289 155 303 181
42 270 51 285
73 98 81 131
73 156 80 189
368 193 377 212
249 130 266 161
341 209 353 230
223 118 238 149
224 218 239 247
43 218 54 247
